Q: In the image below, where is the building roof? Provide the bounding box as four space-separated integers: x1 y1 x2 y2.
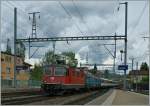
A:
129 70 149 76
24 62 32 67
1 51 23 58
1 51 32 67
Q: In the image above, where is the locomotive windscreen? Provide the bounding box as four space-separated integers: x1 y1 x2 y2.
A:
44 66 52 75
54 67 67 76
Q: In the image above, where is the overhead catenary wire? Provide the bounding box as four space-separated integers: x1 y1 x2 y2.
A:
2 2 29 33
5 1 30 32
71 0 94 35
6 1 30 26
3 1 46 58
58 1 84 36
113 0 120 33
71 0 93 48
6 1 29 19
58 1 90 61
129 2 148 35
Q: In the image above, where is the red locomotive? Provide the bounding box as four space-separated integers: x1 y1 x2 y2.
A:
41 64 85 94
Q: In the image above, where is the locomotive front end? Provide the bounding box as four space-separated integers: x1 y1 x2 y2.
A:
41 65 67 94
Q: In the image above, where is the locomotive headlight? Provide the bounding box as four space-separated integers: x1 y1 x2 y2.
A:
50 77 54 80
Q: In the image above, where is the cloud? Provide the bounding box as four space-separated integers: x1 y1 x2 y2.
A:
1 1 149 70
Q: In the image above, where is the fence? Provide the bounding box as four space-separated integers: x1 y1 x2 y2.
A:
1 79 41 88
1 79 13 88
28 80 41 88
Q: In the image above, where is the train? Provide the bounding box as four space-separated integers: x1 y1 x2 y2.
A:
41 64 117 94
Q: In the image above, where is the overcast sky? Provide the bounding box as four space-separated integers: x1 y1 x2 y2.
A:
1 0 149 74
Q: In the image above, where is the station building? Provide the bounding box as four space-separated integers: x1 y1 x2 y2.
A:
1 51 32 88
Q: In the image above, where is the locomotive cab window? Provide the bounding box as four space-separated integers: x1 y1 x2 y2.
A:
44 66 52 75
77 72 79 77
66 69 69 76
55 67 67 76
72 71 75 76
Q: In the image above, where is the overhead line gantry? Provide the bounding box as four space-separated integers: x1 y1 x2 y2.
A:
16 35 125 42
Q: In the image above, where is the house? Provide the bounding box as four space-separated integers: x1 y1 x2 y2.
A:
129 70 149 83
128 69 149 91
1 51 32 87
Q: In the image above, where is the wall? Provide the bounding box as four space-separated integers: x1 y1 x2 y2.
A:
1 53 14 80
1 52 30 87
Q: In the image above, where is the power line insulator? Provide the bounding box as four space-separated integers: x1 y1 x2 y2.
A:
117 6 120 11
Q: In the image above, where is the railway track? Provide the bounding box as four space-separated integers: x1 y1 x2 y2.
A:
1 88 42 98
1 88 46 105
1 95 48 105
27 89 110 105
1 88 110 105
64 89 109 105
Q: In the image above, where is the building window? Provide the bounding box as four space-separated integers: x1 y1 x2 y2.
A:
5 56 11 63
1 58 4 62
6 67 11 74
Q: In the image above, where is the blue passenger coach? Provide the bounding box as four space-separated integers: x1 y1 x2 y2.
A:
85 72 101 89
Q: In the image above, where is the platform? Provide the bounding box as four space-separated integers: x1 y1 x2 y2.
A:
86 89 149 105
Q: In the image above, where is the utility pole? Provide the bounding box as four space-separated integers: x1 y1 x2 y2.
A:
114 33 117 74
97 43 116 74
6 38 11 54
86 52 88 64
129 57 135 71
29 37 30 58
14 7 17 88
120 2 128 90
53 41 56 64
136 61 138 92
120 50 124 63
28 12 40 38
142 36 150 72
136 62 138 70
28 12 40 58
129 57 135 91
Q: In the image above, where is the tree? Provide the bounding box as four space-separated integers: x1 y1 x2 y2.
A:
104 69 109 78
140 62 149 71
92 64 97 74
6 38 11 54
141 76 149 84
62 51 78 67
30 64 43 81
16 41 25 58
62 52 75 59
94 64 97 70
88 69 96 75
41 50 78 67
42 50 58 65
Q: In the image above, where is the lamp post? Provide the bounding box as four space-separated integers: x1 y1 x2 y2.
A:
120 50 124 63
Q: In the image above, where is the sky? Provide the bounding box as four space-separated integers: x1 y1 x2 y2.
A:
0 0 149 74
